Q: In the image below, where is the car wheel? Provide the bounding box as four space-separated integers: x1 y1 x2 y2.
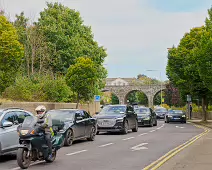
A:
64 129 74 146
123 120 128 134
87 126 96 141
132 121 138 132
96 131 99 135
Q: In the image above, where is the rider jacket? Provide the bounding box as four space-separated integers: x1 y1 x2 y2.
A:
39 113 54 136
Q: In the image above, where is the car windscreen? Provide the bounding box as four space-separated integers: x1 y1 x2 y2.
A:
169 110 183 114
99 106 126 114
155 108 167 112
47 110 75 122
135 108 150 114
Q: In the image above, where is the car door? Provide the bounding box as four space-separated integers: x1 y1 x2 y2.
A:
83 111 94 137
73 111 86 138
0 111 19 152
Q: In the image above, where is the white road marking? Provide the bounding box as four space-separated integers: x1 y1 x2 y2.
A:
98 143 114 147
66 150 87 156
138 133 148 136
11 161 45 170
157 127 161 129
176 126 185 129
149 130 156 132
122 137 135 141
131 143 148 151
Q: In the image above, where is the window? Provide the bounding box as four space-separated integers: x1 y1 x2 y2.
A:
83 111 91 119
2 112 17 125
16 111 31 124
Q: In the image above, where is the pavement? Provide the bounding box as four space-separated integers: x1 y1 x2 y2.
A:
0 120 204 170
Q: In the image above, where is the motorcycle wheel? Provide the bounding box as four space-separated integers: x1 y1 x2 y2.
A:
17 148 31 169
45 149 57 163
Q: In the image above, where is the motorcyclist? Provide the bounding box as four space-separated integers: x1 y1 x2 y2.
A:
35 105 54 158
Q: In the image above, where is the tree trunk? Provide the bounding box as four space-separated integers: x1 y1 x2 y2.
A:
76 93 80 109
202 95 207 122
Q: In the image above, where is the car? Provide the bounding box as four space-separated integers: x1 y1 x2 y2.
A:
0 108 34 156
135 107 157 127
47 109 97 146
94 105 138 134
155 107 168 119
165 110 186 123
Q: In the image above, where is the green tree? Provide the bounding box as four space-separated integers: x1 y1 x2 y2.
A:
111 94 119 104
166 26 210 121
65 57 102 108
36 2 107 75
0 15 24 93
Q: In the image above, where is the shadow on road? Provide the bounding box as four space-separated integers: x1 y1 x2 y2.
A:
0 154 16 163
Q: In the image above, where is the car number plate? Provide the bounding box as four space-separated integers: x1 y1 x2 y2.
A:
174 118 180 119
138 120 142 122
102 122 110 125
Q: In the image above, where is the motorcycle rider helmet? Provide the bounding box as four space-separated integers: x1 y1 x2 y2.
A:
35 105 46 119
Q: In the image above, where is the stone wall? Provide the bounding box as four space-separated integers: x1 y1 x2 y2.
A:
0 102 100 116
190 111 212 120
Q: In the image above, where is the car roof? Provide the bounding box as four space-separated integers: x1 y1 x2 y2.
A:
0 107 25 112
107 105 127 107
47 109 80 112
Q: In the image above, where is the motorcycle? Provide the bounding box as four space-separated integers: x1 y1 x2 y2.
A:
16 116 64 169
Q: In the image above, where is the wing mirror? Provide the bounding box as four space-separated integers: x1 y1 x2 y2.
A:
2 121 13 127
76 116 83 121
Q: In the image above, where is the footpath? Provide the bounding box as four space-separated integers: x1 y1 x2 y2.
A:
157 120 212 170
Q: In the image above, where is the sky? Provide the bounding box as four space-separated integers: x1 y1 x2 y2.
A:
0 0 211 81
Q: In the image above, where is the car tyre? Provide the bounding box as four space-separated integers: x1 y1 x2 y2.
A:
64 129 74 146
87 126 96 141
96 131 99 135
132 121 138 132
123 120 128 134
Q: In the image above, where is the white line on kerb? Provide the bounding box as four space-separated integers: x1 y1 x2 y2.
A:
122 137 135 141
66 150 87 156
98 143 114 147
150 130 156 132
138 133 148 136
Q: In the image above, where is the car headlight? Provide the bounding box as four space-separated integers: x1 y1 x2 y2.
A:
116 117 124 122
20 130 29 135
182 115 186 117
168 115 172 118
144 116 150 120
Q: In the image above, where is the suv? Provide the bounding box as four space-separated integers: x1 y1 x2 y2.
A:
94 105 138 134
0 108 34 155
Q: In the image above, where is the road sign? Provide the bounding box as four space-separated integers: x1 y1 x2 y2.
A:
94 95 101 102
187 95 191 102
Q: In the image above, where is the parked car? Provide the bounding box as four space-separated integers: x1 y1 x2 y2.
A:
47 109 97 146
155 107 168 119
165 110 186 123
135 107 157 127
94 105 138 134
0 108 34 155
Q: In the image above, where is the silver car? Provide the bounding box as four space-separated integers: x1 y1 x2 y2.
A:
0 108 34 155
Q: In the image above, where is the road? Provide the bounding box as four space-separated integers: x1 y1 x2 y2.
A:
0 121 204 170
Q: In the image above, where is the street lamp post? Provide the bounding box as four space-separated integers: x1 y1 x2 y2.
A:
146 70 163 106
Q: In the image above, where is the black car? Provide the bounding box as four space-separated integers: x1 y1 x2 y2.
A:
47 109 97 146
94 105 138 134
135 107 157 127
165 110 186 123
155 107 168 119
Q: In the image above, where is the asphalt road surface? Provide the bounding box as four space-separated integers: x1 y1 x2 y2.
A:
0 121 203 170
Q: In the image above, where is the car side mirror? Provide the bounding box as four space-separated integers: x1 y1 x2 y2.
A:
2 121 13 127
76 116 83 121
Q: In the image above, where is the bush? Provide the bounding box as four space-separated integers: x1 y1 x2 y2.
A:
3 74 73 102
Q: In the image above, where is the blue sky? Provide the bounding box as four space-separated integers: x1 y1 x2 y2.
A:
0 0 211 80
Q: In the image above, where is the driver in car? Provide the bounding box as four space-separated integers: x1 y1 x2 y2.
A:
35 105 54 158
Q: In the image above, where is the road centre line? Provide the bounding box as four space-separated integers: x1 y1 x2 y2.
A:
98 143 114 147
66 150 87 156
143 124 210 170
149 130 156 132
122 137 135 141
138 133 148 136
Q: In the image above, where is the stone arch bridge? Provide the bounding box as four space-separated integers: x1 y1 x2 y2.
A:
102 78 166 107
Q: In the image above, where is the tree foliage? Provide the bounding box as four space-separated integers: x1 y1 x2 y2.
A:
0 15 24 93
65 57 106 108
36 2 107 75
